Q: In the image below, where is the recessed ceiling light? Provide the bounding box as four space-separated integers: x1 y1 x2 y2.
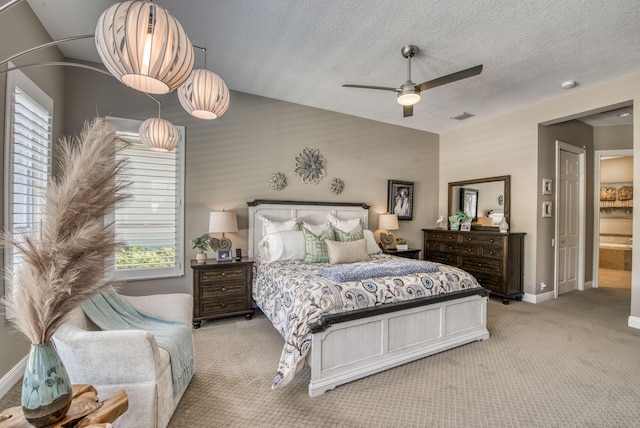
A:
561 80 577 89
617 112 632 118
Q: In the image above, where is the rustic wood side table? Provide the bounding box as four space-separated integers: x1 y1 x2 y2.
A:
0 384 127 428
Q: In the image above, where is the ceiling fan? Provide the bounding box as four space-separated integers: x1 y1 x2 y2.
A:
343 45 483 118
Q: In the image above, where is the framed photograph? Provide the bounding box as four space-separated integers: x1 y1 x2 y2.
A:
216 249 232 261
387 180 414 220
460 222 472 231
542 201 552 218
542 178 552 195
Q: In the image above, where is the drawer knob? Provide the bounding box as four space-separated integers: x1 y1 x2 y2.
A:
489 251 494 255
220 303 227 308
478 263 482 267
468 248 472 252
467 237 472 241
221 287 227 292
448 246 453 250
221 272 226 276
490 239 494 243
449 236 453 240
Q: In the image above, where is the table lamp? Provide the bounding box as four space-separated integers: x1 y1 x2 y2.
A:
209 211 238 250
378 213 399 250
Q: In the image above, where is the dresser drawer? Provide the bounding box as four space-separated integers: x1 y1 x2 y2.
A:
441 243 481 257
201 282 246 299
200 267 246 284
459 233 503 247
471 272 503 291
425 251 458 266
460 257 502 275
482 247 503 259
425 232 459 243
201 297 248 316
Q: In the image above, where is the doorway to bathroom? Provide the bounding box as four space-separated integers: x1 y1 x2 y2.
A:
594 151 633 289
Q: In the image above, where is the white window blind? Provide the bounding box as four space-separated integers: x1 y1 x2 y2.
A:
4 69 53 271
107 117 185 280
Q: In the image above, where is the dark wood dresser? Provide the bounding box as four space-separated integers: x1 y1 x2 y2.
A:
191 258 254 328
422 229 525 304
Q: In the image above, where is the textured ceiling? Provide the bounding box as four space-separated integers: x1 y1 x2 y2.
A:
25 0 640 133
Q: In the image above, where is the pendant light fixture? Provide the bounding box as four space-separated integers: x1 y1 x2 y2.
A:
139 100 179 151
177 46 230 119
95 0 194 94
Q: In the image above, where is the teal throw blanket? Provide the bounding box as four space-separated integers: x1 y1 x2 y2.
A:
81 289 194 395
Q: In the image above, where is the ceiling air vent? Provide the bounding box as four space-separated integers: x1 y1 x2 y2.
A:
449 112 474 121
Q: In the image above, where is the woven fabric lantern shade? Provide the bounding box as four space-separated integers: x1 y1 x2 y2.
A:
95 1 194 94
178 69 230 119
139 117 179 152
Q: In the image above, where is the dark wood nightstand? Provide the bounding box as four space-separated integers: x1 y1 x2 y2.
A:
191 258 254 328
382 248 421 259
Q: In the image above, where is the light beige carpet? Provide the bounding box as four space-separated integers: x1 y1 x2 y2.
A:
2 288 639 427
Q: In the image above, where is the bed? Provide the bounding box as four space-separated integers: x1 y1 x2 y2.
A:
248 200 490 397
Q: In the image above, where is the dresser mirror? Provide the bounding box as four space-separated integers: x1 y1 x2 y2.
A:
448 175 510 230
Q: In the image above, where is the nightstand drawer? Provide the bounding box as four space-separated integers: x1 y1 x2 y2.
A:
201 297 248 316
201 282 246 299
200 267 246 284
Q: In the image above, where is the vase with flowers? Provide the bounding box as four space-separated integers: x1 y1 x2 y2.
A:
2 118 130 427
395 238 409 251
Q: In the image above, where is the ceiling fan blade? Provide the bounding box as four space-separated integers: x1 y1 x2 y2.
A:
342 84 400 92
417 65 483 92
403 104 413 118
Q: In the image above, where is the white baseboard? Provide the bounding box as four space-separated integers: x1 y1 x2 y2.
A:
0 354 27 399
522 290 555 304
628 316 640 330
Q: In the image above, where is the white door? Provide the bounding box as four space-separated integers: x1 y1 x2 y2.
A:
558 149 580 294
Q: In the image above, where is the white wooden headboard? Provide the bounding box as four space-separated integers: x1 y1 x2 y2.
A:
247 200 370 258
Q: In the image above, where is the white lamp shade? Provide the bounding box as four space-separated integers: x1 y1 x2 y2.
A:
378 213 399 231
209 211 238 233
138 118 179 151
178 69 230 119
95 1 194 94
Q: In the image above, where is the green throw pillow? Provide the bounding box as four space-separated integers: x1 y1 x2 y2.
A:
334 225 364 242
303 227 335 263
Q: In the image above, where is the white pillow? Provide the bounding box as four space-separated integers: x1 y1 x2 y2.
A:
302 221 331 236
327 214 361 233
257 214 300 236
258 230 305 262
326 239 369 264
363 229 382 254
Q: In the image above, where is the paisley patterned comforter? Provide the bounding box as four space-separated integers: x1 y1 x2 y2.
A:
252 254 480 389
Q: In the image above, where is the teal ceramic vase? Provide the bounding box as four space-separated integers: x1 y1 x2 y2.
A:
21 341 72 427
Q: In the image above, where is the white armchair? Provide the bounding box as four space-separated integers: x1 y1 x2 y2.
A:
52 291 194 428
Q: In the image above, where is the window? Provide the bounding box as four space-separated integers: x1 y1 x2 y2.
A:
107 117 185 280
4 68 53 272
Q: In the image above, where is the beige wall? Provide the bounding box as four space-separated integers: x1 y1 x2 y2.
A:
600 156 633 236
63 67 440 297
594 125 633 151
0 2 65 386
440 71 640 320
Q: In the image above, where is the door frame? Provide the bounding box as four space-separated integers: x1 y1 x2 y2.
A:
555 141 586 298
592 149 634 288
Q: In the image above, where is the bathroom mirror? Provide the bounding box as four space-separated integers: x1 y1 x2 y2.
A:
448 175 510 230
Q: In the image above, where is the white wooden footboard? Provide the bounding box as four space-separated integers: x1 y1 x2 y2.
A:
308 292 489 397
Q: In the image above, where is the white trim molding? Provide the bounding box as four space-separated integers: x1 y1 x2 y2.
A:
0 353 27 399
522 291 555 304
628 316 640 330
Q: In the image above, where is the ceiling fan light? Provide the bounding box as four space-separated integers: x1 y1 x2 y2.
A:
397 92 420 106
139 117 179 151
177 69 230 119
95 1 194 94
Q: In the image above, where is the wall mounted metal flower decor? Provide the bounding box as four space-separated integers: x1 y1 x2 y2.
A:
295 148 326 184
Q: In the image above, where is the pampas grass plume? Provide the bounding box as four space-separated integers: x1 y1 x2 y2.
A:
2 117 130 344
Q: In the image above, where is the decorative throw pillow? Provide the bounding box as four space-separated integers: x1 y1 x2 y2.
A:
302 221 332 236
326 239 369 264
303 227 335 263
257 215 300 236
258 230 305 262
363 230 382 254
334 225 364 242
327 214 361 233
